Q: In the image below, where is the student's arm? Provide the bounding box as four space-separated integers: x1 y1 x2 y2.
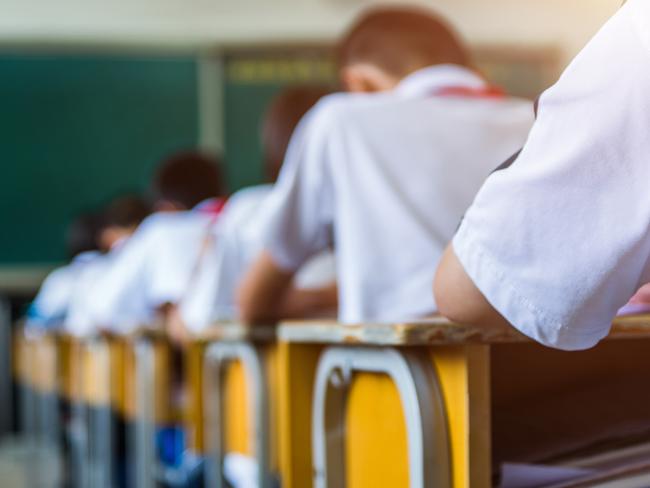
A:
239 98 338 324
238 251 337 324
238 251 294 324
434 1 650 350
434 244 511 330
279 282 338 319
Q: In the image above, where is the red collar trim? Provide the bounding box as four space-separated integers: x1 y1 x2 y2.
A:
434 85 505 99
194 197 227 216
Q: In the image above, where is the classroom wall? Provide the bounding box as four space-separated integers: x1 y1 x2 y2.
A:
0 0 623 69
0 54 199 266
0 0 623 277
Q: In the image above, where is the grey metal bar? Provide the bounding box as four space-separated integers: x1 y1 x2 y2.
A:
135 339 156 488
18 335 37 439
85 338 113 488
312 347 451 488
69 391 89 488
203 341 270 488
0 296 12 438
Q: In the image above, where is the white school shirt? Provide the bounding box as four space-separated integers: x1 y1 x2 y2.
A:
26 251 100 329
453 0 650 351
180 185 337 331
262 65 534 323
64 239 129 337
82 203 223 334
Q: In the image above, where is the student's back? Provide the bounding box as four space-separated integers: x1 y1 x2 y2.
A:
180 86 336 330
64 195 151 336
82 151 226 333
240 7 535 324
264 74 532 322
26 211 103 329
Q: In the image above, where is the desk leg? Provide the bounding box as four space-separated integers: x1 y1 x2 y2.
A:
312 347 451 488
134 340 156 488
204 341 270 488
0 296 11 437
277 342 322 488
430 345 491 488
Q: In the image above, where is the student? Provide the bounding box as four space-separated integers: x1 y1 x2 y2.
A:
64 195 151 337
434 0 650 351
26 211 104 330
178 86 337 333
238 6 535 325
81 151 227 334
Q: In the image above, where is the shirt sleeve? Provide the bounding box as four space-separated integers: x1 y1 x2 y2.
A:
453 2 650 350
27 266 73 326
262 99 338 271
83 223 154 330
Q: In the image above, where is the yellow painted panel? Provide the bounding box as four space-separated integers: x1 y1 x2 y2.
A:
224 360 252 455
108 338 127 416
66 339 84 403
57 336 73 401
430 345 491 488
13 334 29 386
123 344 138 420
122 339 174 424
153 341 174 424
346 373 409 488
264 344 280 472
277 342 323 488
82 342 111 407
33 336 58 394
184 342 206 452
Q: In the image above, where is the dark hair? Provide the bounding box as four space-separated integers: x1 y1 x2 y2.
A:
151 151 226 209
66 211 104 259
104 194 151 229
338 6 469 78
261 86 331 183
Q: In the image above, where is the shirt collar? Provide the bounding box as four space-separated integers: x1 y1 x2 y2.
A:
192 197 227 215
71 250 100 265
394 64 487 99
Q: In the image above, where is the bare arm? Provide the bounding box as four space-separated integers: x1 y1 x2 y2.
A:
279 282 338 319
238 250 338 324
434 244 512 331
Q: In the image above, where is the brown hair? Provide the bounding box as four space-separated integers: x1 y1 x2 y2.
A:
338 6 469 78
104 194 151 229
261 85 331 183
151 151 226 209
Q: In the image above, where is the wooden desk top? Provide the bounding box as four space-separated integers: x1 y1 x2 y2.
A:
195 322 276 343
276 315 650 347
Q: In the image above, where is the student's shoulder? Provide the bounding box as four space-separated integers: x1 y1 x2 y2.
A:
311 92 393 116
302 92 395 135
226 185 273 211
137 211 206 236
495 96 536 121
221 185 272 224
41 264 74 290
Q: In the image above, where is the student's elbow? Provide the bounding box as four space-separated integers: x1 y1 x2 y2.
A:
434 244 505 328
434 255 470 324
237 251 294 325
237 282 272 325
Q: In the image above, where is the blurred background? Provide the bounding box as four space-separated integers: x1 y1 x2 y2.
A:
0 0 622 283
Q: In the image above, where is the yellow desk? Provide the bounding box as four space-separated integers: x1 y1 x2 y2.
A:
199 322 279 488
14 329 61 441
277 316 650 488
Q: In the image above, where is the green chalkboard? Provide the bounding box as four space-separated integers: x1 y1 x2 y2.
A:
0 54 199 265
223 50 336 191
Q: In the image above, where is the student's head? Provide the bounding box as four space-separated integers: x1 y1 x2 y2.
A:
98 195 151 252
261 86 331 183
151 151 226 212
66 212 104 260
338 6 470 93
